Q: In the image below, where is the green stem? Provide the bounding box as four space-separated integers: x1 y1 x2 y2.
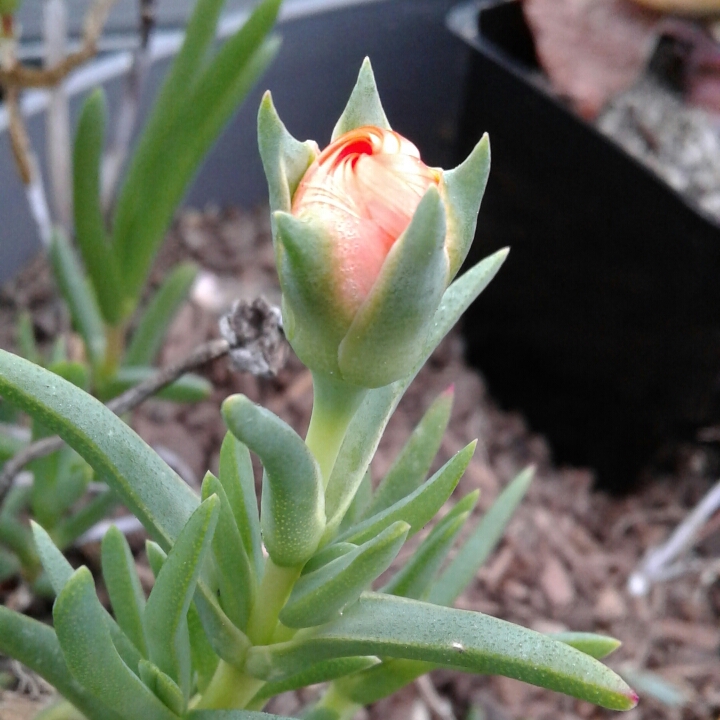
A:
194 661 265 710
197 560 302 710
99 322 126 382
246 559 301 646
305 372 367 485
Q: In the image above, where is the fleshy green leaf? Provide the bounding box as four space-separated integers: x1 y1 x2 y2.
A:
188 603 219 694
331 57 391 140
551 632 622 660
124 262 198 366
48 230 106 367
382 491 477 599
253 656 380 701
139 659 186 715
0 605 125 720
336 442 475 546
51 489 118 549
55 568 179 720
336 658 433 705
102 366 212 403
32 521 143 671
280 522 409 628
222 395 324 567
146 540 250 670
429 465 534 606
338 186 449 388
73 89 124 324
113 0 281 307
302 542 356 575
102 525 148 657
440 133 491 280
257 91 318 216
188 711 298 720
338 471 371 534
0 350 199 548
246 593 638 710
218 433 263 580
16 311 41 365
201 472 255 631
366 387 454 517
144 496 219 698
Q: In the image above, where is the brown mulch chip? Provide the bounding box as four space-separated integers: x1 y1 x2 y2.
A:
1 206 719 720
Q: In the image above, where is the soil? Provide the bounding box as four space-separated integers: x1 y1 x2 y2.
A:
0 206 719 720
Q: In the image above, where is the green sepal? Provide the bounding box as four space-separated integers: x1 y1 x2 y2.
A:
550 632 622 660
337 441 476 545
139 659 186 715
218 433 263 580
257 91 318 216
0 605 126 720
48 230 106 368
280 521 409 628
222 395 325 567
246 592 637 711
73 88 124 324
102 366 212 403
440 133 491 280
54 568 179 720
338 186 449 388
101 525 148 657
273 211 351 377
382 491 478 599
302 542 356 575
253 656 380 702
31 521 143 673
201 472 255 631
144 496 219 698
429 465 534 606
366 387 454 517
424 248 508 360
331 57 391 140
0 350 199 549
124 262 199 367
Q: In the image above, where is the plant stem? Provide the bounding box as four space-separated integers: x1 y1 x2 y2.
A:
194 661 265 710
305 372 367 486
246 559 301 646
197 560 302 710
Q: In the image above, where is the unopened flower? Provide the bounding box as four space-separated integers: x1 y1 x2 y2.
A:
258 58 490 388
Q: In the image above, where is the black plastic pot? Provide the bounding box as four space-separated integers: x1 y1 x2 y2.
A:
448 0 720 490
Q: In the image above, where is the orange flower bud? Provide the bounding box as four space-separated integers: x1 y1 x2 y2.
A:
291 126 442 313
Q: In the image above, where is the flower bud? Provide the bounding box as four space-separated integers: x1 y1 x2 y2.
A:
258 58 491 388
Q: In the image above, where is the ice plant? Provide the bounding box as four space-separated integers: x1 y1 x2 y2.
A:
0 59 638 720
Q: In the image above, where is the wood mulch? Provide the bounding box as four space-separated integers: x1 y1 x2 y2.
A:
0 206 718 720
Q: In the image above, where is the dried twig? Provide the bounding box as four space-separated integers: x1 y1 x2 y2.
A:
0 0 116 88
415 676 456 720
628 476 720 595
0 298 287 502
